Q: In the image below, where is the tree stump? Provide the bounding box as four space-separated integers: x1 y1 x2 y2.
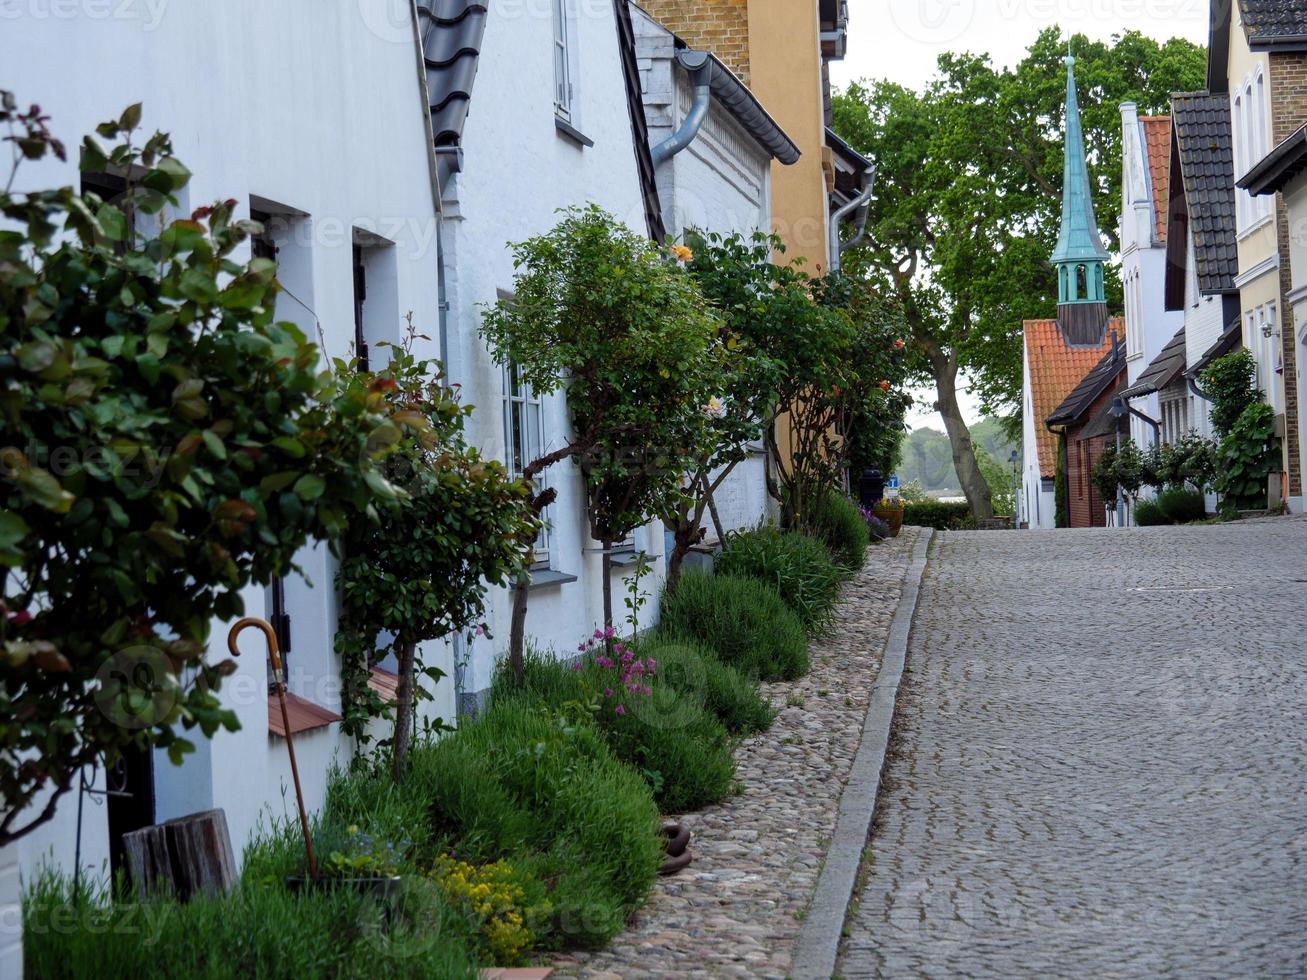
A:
121 808 236 900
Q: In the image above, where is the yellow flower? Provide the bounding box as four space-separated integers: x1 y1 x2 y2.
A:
670 243 693 263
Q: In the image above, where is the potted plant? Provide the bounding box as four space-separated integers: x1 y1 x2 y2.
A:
872 497 904 537
286 824 405 903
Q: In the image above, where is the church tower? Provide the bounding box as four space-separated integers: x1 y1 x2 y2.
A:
1050 50 1110 345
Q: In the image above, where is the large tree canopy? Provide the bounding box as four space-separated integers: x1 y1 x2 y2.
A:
832 28 1205 515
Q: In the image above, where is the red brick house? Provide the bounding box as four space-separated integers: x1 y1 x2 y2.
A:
1046 335 1129 528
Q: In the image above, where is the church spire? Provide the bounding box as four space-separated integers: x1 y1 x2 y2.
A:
1051 48 1110 344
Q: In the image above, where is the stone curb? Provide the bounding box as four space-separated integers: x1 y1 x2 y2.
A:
790 528 934 979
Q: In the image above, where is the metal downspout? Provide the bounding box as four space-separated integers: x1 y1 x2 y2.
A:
829 165 875 274
408 0 467 709
651 51 713 168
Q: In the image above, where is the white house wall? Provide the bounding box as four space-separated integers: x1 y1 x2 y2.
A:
2 0 448 883
440 0 663 700
1021 339 1055 529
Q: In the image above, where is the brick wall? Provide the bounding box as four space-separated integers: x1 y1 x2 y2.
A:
1270 51 1307 497
1067 434 1110 529
639 0 750 82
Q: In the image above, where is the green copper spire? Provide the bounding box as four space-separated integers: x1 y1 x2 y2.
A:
1051 50 1108 308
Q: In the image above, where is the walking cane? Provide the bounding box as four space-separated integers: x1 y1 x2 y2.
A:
228 616 318 880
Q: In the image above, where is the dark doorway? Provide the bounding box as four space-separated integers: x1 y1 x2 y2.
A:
106 746 156 877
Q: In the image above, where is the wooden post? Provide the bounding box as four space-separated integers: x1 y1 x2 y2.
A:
121 808 236 900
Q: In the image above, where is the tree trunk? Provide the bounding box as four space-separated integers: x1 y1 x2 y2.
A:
931 350 994 520
705 487 727 543
507 571 530 685
392 636 417 781
601 540 613 654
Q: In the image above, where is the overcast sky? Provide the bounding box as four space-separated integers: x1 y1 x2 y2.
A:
834 2 1209 438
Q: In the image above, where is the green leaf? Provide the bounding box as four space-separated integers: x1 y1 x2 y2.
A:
119 102 143 132
97 202 129 242
293 474 326 501
15 341 58 373
0 511 30 550
201 430 227 460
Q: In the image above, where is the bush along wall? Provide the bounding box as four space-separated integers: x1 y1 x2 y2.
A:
902 500 975 530
713 526 843 634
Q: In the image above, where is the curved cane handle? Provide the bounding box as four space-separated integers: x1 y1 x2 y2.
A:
227 616 282 672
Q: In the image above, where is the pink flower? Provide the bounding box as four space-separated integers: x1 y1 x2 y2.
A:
474 624 486 637
615 704 626 715
593 628 603 640
642 685 652 696
577 643 587 652
572 662 583 671
603 626 615 639
604 687 613 697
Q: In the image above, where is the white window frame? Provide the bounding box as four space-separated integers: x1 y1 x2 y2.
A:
503 363 552 568
551 0 573 121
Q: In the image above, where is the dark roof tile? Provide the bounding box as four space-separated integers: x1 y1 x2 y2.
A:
1171 92 1238 295
1240 0 1307 44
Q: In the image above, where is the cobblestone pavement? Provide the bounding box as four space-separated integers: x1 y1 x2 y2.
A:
552 528 924 979
839 518 1307 979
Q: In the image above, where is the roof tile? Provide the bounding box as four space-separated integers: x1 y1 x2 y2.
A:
1171 92 1237 295
1239 0 1307 43
1025 316 1123 479
1141 116 1171 242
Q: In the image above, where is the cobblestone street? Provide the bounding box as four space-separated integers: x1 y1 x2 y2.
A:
839 519 1307 978
553 530 924 979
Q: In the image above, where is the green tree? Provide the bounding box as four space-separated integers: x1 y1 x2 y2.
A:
481 207 721 671
334 338 537 778
0 99 399 844
831 28 1205 519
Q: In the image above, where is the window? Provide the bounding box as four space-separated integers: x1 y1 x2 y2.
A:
504 363 551 567
1234 69 1271 231
267 576 291 690
352 228 400 372
551 0 572 120
1075 265 1087 299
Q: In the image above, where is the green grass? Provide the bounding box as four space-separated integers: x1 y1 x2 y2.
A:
809 492 870 571
714 526 842 634
493 651 738 814
22 869 480 979
659 569 809 681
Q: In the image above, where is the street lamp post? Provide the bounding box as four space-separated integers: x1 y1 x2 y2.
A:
1008 449 1020 528
1108 398 1126 528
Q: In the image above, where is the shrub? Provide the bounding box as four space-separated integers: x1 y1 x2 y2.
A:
659 570 808 680
493 648 737 814
809 492 871 570
902 500 975 530
1214 402 1279 509
714 526 842 633
1200 350 1259 438
23 870 480 979
248 699 662 952
429 856 552 965
1155 487 1206 524
1133 500 1167 526
636 638 774 735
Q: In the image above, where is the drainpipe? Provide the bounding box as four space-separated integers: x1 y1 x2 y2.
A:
829 165 875 274
408 0 467 711
651 51 713 168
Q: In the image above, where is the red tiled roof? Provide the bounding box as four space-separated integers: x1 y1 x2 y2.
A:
268 692 341 738
368 666 400 705
1141 116 1171 242
1024 316 1123 479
